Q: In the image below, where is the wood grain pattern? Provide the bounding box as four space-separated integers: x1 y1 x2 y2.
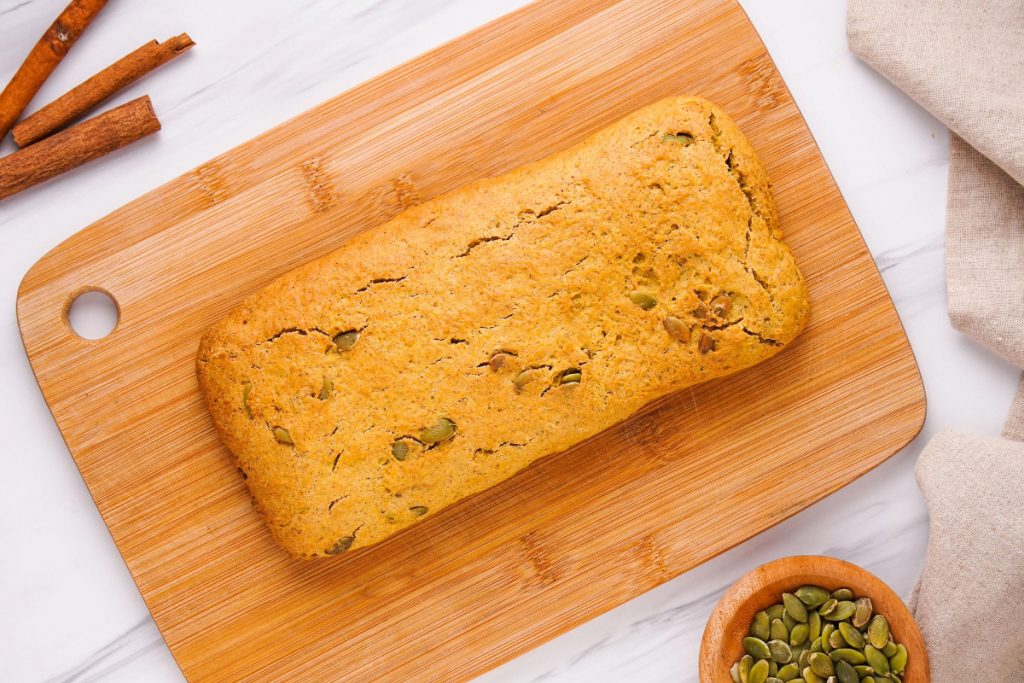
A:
700 556 930 681
16 0 925 680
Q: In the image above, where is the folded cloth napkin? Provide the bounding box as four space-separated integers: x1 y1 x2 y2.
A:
848 0 1024 678
909 431 1024 678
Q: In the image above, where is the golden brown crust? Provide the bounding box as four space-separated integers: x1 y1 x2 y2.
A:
197 96 809 558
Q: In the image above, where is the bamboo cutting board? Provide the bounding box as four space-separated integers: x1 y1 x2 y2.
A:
17 0 925 680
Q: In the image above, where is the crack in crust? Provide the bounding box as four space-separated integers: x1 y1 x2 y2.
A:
709 112 785 319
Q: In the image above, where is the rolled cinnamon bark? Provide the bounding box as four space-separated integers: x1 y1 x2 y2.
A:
13 34 195 147
0 0 108 142
0 96 160 201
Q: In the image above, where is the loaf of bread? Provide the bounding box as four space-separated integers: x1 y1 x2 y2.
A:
197 96 809 558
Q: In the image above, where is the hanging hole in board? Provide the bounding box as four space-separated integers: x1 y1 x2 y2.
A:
65 288 119 340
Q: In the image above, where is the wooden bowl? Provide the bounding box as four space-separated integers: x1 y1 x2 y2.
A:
700 556 929 682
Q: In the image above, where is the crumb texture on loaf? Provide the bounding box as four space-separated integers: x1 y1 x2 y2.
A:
196 96 809 558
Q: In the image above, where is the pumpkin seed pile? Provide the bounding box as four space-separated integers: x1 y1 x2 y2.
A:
730 586 908 683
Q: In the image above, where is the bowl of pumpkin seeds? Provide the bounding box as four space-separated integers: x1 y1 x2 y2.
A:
699 556 929 683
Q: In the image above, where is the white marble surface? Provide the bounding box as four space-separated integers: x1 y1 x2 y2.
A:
0 1 1017 681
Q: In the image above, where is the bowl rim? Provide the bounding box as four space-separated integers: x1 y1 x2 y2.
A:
698 555 930 682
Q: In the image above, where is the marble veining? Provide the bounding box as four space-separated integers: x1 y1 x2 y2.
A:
875 239 944 274
0 0 34 18
46 619 162 683
1 1 1018 682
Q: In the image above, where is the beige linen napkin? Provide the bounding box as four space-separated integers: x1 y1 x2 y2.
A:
848 0 1024 678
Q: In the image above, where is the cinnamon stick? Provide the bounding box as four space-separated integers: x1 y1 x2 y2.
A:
0 96 160 201
0 0 108 142
13 34 195 147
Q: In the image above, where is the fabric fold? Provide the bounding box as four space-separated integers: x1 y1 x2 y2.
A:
945 136 1024 371
913 431 1024 678
848 1 1024 680
847 0 1024 186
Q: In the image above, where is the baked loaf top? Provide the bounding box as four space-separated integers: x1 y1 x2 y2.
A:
197 96 809 558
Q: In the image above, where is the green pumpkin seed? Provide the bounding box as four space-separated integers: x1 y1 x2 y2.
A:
820 623 835 653
391 440 409 461
749 659 770 683
273 426 293 445
867 615 889 649
318 376 333 400
808 652 833 677
833 660 857 683
409 505 428 516
802 667 824 683
663 132 695 145
740 655 754 683
837 622 864 649
325 536 354 554
420 417 456 444
557 369 582 385
863 645 889 675
770 619 789 642
783 611 797 631
629 291 657 310
890 644 907 674
333 330 359 352
513 369 538 390
768 640 792 664
829 648 866 665
852 597 873 628
743 637 772 661
734 590 907 683
807 611 821 643
776 663 800 682
242 382 253 418
822 601 856 621
783 593 808 623
663 316 691 342
818 599 838 618
795 586 830 608
751 611 771 641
